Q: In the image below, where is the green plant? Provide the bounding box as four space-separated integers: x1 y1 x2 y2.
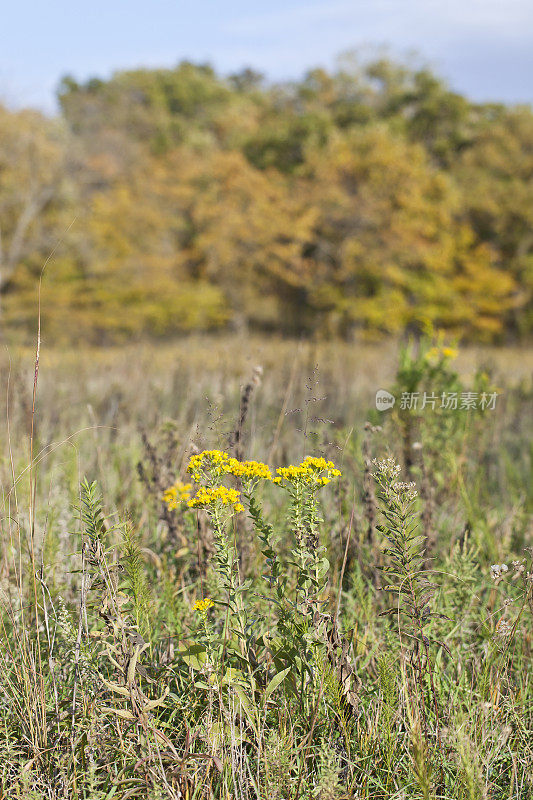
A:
372 457 448 761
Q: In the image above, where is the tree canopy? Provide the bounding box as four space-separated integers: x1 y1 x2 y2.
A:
1 55 531 343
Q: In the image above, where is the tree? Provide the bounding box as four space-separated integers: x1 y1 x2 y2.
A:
0 55 531 343
301 126 516 339
162 148 318 331
453 106 533 335
0 106 69 319
58 62 260 154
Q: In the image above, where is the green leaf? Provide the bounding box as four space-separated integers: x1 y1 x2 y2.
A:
264 666 291 703
222 667 247 686
232 685 258 735
180 644 207 670
142 686 169 712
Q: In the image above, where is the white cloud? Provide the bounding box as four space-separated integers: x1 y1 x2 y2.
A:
224 0 532 42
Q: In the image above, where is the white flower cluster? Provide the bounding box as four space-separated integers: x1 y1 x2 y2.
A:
372 458 419 504
372 457 401 482
393 481 418 503
490 563 508 580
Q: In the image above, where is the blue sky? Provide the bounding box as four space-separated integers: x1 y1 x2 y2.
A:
1 0 532 112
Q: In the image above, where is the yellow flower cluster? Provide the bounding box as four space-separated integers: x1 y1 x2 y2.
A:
193 597 214 613
186 450 272 483
226 459 272 480
274 456 341 486
162 479 192 509
164 451 340 515
188 485 245 513
426 346 457 362
187 450 231 482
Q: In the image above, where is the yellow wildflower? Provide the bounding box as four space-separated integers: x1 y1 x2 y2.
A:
188 485 245 513
426 345 457 363
187 450 232 483
193 597 214 614
274 456 341 487
442 347 457 359
187 450 273 484
225 458 273 481
163 479 192 510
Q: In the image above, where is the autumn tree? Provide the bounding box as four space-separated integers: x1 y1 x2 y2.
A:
0 54 531 343
301 126 516 339
452 106 533 335
0 105 70 325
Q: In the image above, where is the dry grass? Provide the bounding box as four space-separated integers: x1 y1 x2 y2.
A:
0 335 531 799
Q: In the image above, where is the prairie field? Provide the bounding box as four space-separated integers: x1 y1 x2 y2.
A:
2 5 533 798
0 335 531 799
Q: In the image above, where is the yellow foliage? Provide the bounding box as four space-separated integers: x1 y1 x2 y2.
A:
1 61 531 343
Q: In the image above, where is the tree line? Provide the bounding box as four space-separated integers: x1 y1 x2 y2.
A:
1 54 532 343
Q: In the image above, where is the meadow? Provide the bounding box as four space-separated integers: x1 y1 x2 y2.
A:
0 335 531 799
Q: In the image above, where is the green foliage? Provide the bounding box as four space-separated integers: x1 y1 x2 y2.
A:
0 339 531 798
372 456 448 758
120 518 153 639
1 54 532 343
80 477 106 545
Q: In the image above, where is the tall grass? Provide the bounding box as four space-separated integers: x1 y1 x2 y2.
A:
0 336 531 798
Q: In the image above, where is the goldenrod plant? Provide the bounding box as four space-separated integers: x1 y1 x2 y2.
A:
0 339 531 798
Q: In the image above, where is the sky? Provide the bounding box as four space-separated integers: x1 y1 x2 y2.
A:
1 0 532 113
